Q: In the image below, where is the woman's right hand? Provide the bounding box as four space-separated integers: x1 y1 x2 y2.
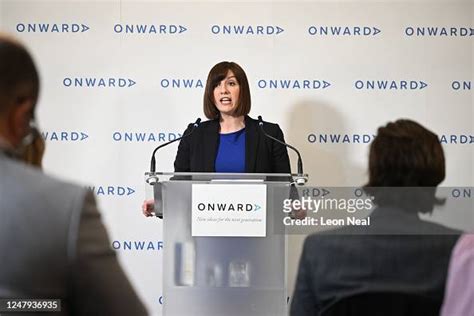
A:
142 199 155 217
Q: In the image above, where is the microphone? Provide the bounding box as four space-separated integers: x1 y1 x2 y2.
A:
149 118 201 173
258 116 306 184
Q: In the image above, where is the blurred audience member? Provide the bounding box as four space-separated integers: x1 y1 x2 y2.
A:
290 119 460 316
0 34 147 315
440 234 474 316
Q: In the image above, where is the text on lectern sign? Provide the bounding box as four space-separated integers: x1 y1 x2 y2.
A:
191 184 267 237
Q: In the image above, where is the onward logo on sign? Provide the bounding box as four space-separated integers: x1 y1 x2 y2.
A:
197 203 261 212
87 185 135 196
452 81 471 91
114 24 187 34
451 188 472 199
16 23 90 33
308 134 376 144
308 26 381 36
160 78 204 89
41 131 88 142
112 131 182 142
112 240 163 251
354 80 428 90
439 134 474 144
192 184 267 237
211 25 284 35
63 77 136 88
257 79 331 90
307 133 473 145
405 27 473 37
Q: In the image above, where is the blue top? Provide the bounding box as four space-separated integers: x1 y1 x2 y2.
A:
215 128 246 173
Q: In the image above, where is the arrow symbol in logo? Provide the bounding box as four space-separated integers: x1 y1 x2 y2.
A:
254 204 261 211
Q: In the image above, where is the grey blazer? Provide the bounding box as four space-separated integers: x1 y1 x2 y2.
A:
0 152 147 316
290 207 460 316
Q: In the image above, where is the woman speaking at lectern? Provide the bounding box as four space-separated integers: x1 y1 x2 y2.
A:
143 61 290 216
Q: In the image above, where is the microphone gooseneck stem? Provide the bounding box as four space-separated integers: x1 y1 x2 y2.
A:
258 116 304 175
150 118 201 173
150 138 181 173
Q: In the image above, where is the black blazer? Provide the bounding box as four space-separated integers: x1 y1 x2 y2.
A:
174 115 291 173
290 207 460 316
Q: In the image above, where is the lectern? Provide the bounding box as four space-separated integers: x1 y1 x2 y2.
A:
145 172 297 316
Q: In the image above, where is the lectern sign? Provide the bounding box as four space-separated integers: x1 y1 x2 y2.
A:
191 184 267 237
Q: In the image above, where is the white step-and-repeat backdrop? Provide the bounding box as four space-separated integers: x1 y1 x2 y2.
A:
1 0 472 314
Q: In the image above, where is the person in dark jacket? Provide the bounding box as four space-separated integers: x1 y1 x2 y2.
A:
143 61 290 216
290 119 460 316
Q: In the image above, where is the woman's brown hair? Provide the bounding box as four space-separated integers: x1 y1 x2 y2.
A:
365 119 445 213
203 61 251 119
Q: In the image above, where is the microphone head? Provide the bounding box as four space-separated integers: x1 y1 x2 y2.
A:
258 115 263 126
193 118 201 127
146 175 159 185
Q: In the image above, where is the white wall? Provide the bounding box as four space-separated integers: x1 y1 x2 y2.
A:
1 1 472 314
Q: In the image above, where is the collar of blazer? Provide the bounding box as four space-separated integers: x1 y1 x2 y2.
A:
200 115 260 173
